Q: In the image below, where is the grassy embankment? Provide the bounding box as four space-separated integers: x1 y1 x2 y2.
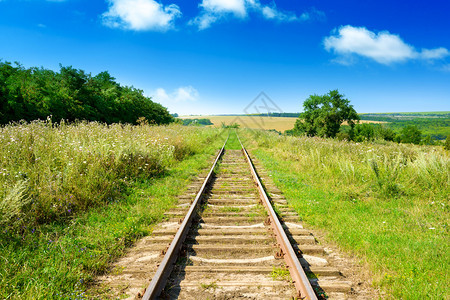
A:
0 121 224 299
241 130 449 299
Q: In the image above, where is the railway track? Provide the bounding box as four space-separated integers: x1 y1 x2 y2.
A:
135 134 351 300
97 133 355 299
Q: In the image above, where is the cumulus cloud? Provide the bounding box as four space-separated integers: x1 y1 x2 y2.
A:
102 0 181 31
190 0 319 30
154 86 199 103
324 25 450 65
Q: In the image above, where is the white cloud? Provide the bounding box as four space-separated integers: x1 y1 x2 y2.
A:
298 8 326 22
324 25 450 65
201 0 246 17
420 47 449 60
154 86 199 103
441 64 450 72
190 0 316 30
102 0 181 31
260 5 296 22
191 13 218 30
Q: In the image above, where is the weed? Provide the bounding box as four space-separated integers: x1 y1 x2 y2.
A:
272 204 283 216
270 266 291 281
200 281 218 290
370 156 404 198
219 206 241 213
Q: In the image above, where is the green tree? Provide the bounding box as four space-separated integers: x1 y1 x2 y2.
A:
376 125 397 141
421 135 435 146
401 125 422 144
0 60 173 125
354 123 375 142
294 90 359 138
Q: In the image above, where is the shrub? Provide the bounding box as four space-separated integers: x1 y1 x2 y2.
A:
401 125 422 144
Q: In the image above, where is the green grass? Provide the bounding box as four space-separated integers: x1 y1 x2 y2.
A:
218 206 242 213
270 266 291 281
241 129 449 299
200 281 218 290
0 123 225 299
225 129 243 150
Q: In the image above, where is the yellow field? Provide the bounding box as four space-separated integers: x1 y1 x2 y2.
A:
180 115 385 132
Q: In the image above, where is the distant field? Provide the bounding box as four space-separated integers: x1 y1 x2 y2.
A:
359 112 449 140
361 111 449 118
181 116 297 131
180 115 383 132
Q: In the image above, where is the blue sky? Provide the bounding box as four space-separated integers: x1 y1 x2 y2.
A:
1 0 449 115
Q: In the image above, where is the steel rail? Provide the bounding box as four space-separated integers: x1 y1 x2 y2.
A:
142 135 228 300
237 132 318 300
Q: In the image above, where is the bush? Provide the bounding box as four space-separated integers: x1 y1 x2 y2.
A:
353 123 375 142
400 125 422 144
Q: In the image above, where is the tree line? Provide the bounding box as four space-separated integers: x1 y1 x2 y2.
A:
248 112 300 118
287 90 448 147
181 118 213 126
0 61 173 125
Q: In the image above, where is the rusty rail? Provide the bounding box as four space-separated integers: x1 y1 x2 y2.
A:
237 132 318 300
142 135 228 300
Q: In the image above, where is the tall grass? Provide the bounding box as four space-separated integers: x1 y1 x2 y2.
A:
241 129 449 298
0 122 224 299
0 120 220 228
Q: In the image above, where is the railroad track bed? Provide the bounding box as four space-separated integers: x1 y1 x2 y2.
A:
159 150 297 299
95 140 365 299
